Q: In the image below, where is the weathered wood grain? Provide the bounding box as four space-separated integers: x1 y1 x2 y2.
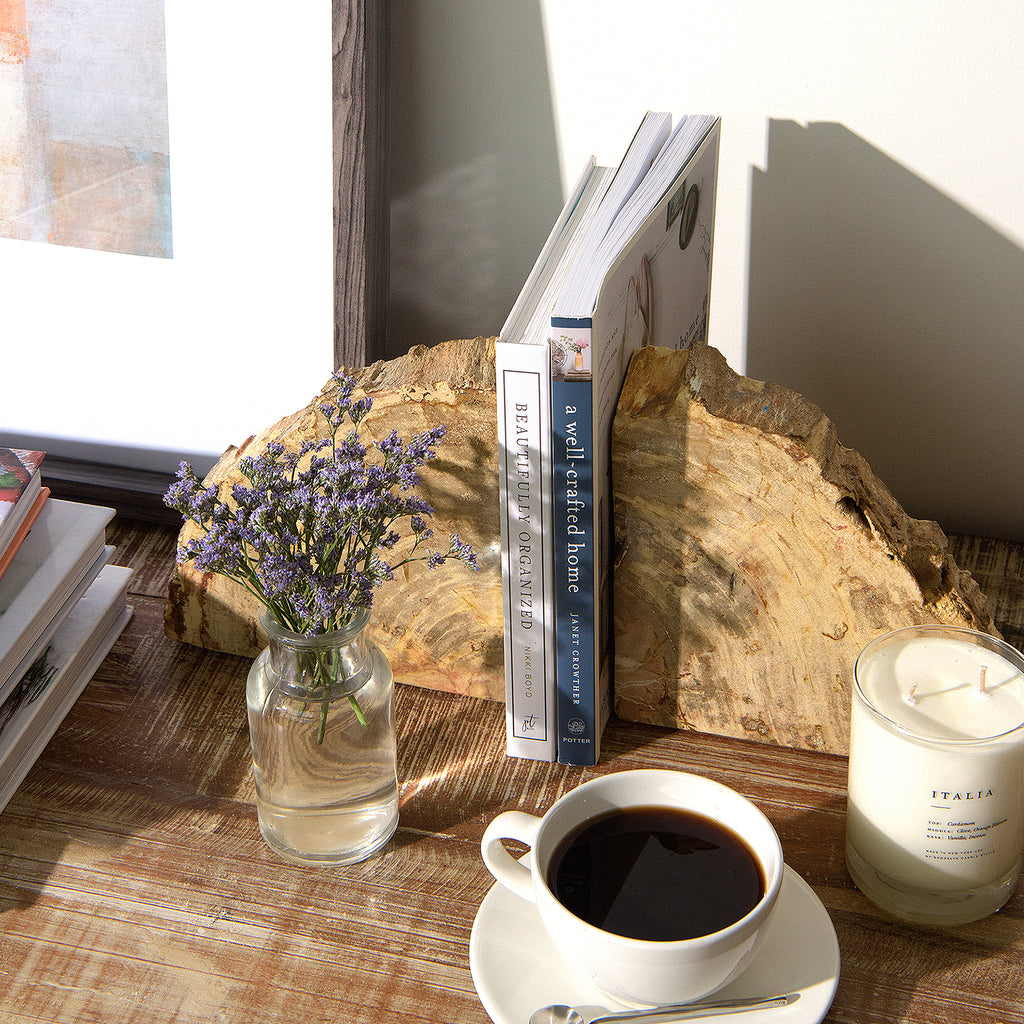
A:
612 344 997 754
2 517 1024 1022
333 0 389 366
106 517 178 598
948 532 1024 652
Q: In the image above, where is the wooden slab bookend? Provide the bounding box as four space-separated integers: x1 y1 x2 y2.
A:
164 337 507 700
166 335 995 753
611 343 996 754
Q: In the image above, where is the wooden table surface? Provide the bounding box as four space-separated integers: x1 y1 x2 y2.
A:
2 519 1022 1023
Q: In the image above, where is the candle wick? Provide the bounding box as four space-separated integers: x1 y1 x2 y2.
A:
905 682 919 706
979 665 988 694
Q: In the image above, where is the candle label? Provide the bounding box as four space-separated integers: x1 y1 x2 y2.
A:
925 787 1007 864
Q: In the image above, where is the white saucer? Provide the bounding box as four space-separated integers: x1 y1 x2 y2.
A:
470 864 839 1024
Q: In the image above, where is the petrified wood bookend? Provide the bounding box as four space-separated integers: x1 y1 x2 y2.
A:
164 337 507 700
611 343 995 754
165 335 994 754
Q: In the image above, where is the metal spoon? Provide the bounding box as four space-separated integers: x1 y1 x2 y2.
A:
529 992 796 1024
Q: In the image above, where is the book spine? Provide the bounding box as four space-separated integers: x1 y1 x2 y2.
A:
551 371 597 765
495 342 555 761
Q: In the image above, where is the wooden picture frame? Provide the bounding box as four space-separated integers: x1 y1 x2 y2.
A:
334 0 390 369
2 2 389 521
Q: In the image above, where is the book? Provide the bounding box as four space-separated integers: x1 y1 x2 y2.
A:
0 485 50 582
496 113 675 760
0 498 115 703
549 115 721 764
496 161 615 760
0 448 45 561
0 564 132 814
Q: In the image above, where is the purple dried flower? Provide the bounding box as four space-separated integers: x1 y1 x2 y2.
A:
163 370 477 638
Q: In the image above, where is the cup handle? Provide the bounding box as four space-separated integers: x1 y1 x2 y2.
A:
481 810 542 904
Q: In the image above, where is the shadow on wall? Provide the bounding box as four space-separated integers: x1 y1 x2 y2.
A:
745 120 1024 542
387 0 563 356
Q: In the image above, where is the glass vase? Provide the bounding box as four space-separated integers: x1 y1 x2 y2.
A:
245 607 398 866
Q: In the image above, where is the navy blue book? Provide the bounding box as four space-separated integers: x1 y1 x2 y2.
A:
548 116 721 765
551 375 596 763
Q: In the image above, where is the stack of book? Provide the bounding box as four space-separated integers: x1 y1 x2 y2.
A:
496 112 721 764
0 449 133 813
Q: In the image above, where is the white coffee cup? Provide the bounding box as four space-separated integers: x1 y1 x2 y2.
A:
480 769 784 1007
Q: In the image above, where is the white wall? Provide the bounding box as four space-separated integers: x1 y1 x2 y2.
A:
392 0 1024 540
539 1 1024 541
541 1 1024 369
388 0 565 353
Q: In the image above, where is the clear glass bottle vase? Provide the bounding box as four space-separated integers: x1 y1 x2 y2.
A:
245 607 398 866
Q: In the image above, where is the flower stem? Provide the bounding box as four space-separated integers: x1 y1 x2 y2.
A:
302 646 368 743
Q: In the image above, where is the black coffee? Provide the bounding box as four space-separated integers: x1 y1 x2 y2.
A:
548 806 764 941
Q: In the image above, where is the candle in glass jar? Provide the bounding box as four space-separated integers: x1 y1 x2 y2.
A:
845 625 1024 926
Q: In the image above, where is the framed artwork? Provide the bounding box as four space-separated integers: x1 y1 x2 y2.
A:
0 1 388 517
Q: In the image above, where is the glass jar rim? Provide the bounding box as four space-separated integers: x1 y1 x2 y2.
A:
853 624 1024 745
258 605 371 650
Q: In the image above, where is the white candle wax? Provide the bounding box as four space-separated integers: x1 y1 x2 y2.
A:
846 626 1024 924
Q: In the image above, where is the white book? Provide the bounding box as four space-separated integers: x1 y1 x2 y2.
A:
496 159 615 760
0 499 114 702
555 115 718 316
0 564 132 813
3 544 113 699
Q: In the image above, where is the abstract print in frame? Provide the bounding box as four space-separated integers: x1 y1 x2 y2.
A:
0 0 171 258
